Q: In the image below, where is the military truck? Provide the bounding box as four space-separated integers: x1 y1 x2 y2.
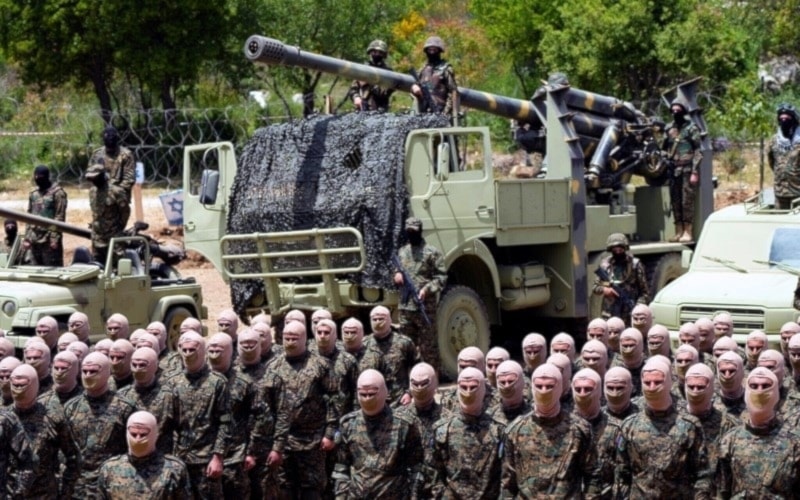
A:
181 35 713 377
0 207 206 351
651 191 800 349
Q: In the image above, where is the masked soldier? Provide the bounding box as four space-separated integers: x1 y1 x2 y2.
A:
90 126 135 221
98 411 191 498
485 346 510 388
603 366 639 425
768 103 800 209
68 312 92 344
24 341 53 395
662 98 702 242
2 218 17 254
86 163 129 264
0 356 22 407
593 233 649 321
109 339 135 390
487 360 531 426
362 305 419 405
411 36 458 115
349 39 394 112
0 404 37 498
22 165 67 266
40 350 83 410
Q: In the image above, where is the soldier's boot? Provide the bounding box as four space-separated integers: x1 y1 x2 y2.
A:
670 223 683 242
679 223 693 243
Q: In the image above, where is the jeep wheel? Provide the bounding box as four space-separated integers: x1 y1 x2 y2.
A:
436 286 490 380
164 306 194 351
648 253 684 297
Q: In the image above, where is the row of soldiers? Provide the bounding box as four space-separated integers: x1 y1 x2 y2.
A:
2 302 800 498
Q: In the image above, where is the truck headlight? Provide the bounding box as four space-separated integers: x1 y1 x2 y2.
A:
2 300 17 317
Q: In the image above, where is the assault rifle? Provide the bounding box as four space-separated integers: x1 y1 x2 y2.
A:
392 254 432 326
594 265 636 318
409 69 439 114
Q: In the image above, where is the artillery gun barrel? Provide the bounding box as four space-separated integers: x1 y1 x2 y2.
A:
0 206 91 239
244 35 542 126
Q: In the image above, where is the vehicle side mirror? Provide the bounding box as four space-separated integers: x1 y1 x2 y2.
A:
681 249 693 269
436 142 450 180
199 170 219 205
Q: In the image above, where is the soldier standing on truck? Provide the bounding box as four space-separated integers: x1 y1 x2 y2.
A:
349 40 394 112
767 103 800 209
410 36 458 115
393 217 447 376
23 165 67 266
2 219 17 253
86 163 129 264
662 98 702 243
89 126 135 227
592 233 649 322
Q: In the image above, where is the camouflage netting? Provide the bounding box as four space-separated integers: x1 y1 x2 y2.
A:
226 112 450 316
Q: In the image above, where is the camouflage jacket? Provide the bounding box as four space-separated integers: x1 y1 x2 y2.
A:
0 409 37 499
98 452 191 499
333 406 422 500
586 411 623 500
430 411 505 499
168 366 232 464
439 381 500 415
662 119 702 173
684 406 737 497
602 401 641 427
712 390 746 422
8 399 80 497
348 60 394 111
718 418 800 498
486 399 532 427
395 241 447 311
39 384 84 410
417 61 458 115
25 183 67 245
219 366 258 465
89 183 129 248
395 401 448 499
64 390 136 473
118 381 177 455
778 143 800 199
314 346 359 417
501 408 600 498
90 146 136 197
593 253 649 319
270 350 338 453
249 369 283 458
158 351 184 380
362 330 420 403
617 404 711 499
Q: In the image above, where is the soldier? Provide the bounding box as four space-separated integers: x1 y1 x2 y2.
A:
586 317 617 367
67 341 89 365
411 36 458 115
23 164 67 266
718 367 800 497
593 233 649 321
57 332 79 352
488 360 531 426
270 320 338 498
646 324 673 360
713 336 739 366
485 346 510 387
768 102 800 209
312 318 358 417
630 303 653 336
521 332 547 377
429 367 503 498
662 98 702 242
744 329 768 375
606 316 625 354
180 316 203 334
678 321 701 350
8 363 80 497
580 339 608 379
502 363 600 497
612 328 645 396
86 162 129 264
0 404 37 498
0 337 13 360
310 309 332 336
40 350 83 408
616 357 711 498
784 334 800 414
712 311 734 341
68 311 91 344
695 317 715 364
97 411 191 499
23 341 53 395
757 349 789 413
393 216 446 374
779 321 800 374
93 338 114 356
169 331 231 499
235 328 268 382
713 351 746 420
349 39 395 112
106 312 130 341
89 126 135 217
64 352 136 497
2 218 17 253
216 308 239 341
117 347 176 454
0 356 22 407
546 353 575 414
251 322 281 367
550 332 578 374
34 315 59 357
334 369 422 499
672 344 699 405
603 366 639 425
109 339 135 390
363 305 419 405
439 346 497 413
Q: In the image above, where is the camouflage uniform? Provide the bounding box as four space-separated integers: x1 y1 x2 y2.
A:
90 144 136 202
169 366 232 500
395 401 447 498
617 404 711 499
603 400 641 427
0 409 37 499
718 418 800 497
271 350 339 496
395 239 446 374
88 179 129 263
687 406 737 497
218 366 259 499
662 117 702 225
117 380 177 454
24 182 67 266
501 408 600 498
486 399 531 427
593 251 649 321
439 381 499 414
363 329 420 404
64 390 136 497
584 411 623 500
770 132 800 209
39 384 83 411
348 59 394 111
610 358 643 397
98 452 191 499
158 351 184 380
7 397 80 497
430 411 504 499
417 60 458 115
334 405 422 499
249 369 283 500
313 344 359 417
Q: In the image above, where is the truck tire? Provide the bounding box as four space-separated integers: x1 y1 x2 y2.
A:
436 286 490 380
648 253 683 298
164 306 194 351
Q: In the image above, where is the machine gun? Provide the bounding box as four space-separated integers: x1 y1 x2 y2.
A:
593 265 636 318
409 68 439 114
392 254 431 326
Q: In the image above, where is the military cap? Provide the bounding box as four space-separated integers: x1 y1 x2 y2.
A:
405 217 422 230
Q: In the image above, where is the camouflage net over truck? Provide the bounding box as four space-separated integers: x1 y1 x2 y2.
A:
226 112 450 315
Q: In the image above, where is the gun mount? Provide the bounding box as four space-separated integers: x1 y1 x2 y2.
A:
0 206 91 239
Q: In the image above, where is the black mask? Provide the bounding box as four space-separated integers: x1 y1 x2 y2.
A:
426 52 441 65
4 221 16 243
780 118 796 138
103 127 120 149
370 54 384 65
407 230 423 246
34 177 50 190
672 109 686 123
612 252 627 264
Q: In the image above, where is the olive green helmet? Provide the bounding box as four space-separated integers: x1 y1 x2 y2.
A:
606 233 629 250
366 39 387 55
423 36 446 52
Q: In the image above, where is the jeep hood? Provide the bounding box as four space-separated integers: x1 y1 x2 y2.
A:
655 271 794 308
0 279 93 307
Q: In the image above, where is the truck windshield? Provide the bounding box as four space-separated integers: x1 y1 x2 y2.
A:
694 223 800 271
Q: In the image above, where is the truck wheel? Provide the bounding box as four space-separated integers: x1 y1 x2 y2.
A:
436 286 490 380
164 306 194 351
648 253 683 297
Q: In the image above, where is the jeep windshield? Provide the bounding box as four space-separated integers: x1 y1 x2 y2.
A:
694 224 800 272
